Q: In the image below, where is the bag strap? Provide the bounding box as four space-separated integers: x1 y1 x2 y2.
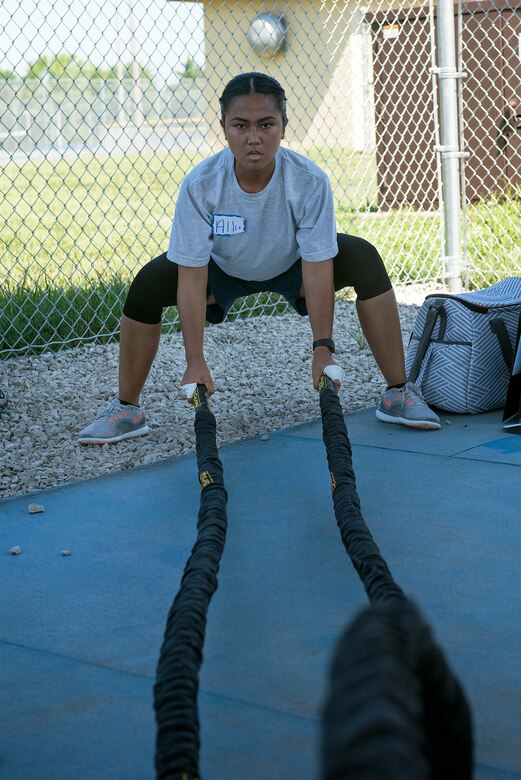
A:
408 300 446 382
489 318 514 369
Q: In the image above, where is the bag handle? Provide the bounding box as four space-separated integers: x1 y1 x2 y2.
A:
408 300 446 382
489 318 514 369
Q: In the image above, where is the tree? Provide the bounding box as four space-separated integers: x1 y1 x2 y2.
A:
24 55 51 81
22 54 154 84
177 57 203 80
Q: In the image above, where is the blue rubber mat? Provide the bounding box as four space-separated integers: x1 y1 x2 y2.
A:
1 408 520 779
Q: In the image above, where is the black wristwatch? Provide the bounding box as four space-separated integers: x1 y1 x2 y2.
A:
313 338 335 353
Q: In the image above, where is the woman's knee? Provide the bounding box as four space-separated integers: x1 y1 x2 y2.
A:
123 253 178 324
334 233 392 300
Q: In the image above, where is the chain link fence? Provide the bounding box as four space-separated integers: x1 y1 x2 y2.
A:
1 0 520 357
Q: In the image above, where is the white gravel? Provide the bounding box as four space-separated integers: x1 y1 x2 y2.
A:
0 285 445 500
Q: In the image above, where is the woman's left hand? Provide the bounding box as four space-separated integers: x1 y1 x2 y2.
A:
312 346 342 392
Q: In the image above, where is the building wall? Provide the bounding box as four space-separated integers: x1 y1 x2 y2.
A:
199 0 366 151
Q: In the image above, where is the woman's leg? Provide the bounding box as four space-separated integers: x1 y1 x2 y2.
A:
334 234 406 387
118 317 162 406
355 291 406 387
334 235 440 428
119 253 179 404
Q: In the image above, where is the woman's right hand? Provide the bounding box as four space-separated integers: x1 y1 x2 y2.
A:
181 358 215 402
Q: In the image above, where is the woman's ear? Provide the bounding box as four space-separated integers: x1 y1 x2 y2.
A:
220 118 226 139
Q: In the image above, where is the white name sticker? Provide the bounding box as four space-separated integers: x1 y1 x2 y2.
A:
212 214 247 236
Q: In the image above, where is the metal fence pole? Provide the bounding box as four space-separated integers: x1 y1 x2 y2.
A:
436 0 464 293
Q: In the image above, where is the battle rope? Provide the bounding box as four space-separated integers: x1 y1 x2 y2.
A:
154 384 228 780
318 374 405 604
154 376 472 779
318 374 473 779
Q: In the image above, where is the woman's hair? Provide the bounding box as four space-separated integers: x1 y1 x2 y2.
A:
219 72 288 127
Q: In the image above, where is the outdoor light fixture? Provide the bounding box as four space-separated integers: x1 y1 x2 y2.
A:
246 12 288 57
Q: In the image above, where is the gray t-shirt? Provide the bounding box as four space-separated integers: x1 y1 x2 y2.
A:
166 146 338 281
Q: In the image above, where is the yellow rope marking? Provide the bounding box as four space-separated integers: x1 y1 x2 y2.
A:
199 471 213 489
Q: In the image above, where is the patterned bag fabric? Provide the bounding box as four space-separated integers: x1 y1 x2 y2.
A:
405 277 521 413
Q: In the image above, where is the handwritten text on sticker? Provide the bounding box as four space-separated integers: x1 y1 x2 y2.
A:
212 214 247 236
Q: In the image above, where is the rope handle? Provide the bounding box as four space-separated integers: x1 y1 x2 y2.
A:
319 364 345 390
319 373 336 392
180 382 209 406
193 383 208 409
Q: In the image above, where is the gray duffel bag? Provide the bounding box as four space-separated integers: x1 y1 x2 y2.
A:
405 277 521 413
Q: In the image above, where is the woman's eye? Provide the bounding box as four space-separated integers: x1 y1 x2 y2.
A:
261 123 274 129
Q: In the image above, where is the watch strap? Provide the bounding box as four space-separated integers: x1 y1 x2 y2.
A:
313 338 335 353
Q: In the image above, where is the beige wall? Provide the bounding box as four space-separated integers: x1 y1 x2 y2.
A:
195 0 368 152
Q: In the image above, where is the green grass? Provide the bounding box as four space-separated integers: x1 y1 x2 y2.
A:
306 147 379 212
339 195 520 288
1 277 131 353
1 148 520 355
1 149 204 291
464 194 521 286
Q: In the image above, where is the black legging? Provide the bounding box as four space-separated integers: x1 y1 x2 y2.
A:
123 233 392 325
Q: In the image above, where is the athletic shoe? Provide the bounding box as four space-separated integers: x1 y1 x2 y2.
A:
376 381 441 430
78 399 150 444
0 388 7 409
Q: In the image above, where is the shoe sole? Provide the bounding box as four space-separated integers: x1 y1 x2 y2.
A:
78 425 150 445
375 410 441 429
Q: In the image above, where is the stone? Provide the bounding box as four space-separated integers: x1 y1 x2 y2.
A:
28 503 45 514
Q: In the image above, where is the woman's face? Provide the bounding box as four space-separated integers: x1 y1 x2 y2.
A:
222 92 285 181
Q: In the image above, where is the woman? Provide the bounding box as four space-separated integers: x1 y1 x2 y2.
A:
78 72 440 443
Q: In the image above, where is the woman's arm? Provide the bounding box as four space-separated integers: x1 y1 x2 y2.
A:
177 264 214 397
301 258 340 391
